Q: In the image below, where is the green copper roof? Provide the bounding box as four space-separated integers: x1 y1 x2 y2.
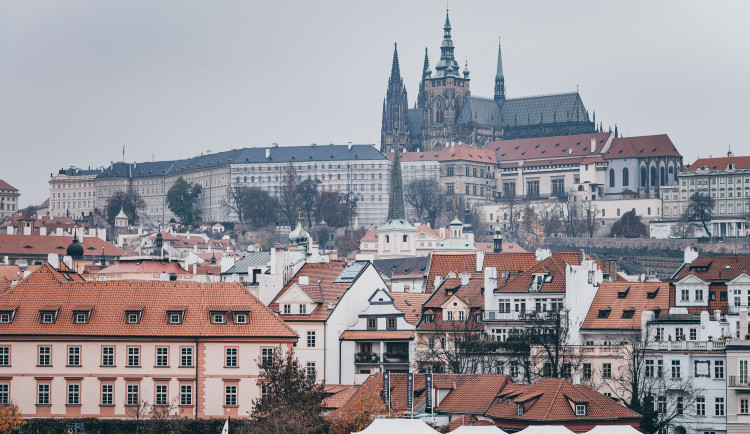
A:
289 217 310 245
115 206 128 219
494 37 505 100
433 10 461 78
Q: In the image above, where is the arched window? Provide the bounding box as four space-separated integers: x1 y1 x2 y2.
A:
402 235 407 243
609 169 615 188
622 168 629 187
617 208 621 216
641 167 647 188
660 167 666 186
578 185 584 192
668 166 674 174
650 167 657 187
385 235 390 243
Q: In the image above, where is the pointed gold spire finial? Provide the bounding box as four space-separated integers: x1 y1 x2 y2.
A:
446 1 450 11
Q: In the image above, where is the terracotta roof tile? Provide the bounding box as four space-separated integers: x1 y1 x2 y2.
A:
392 292 430 325
426 253 477 293
97 259 187 274
582 282 669 330
683 156 750 172
672 256 750 282
0 180 18 192
0 234 123 257
604 134 681 160
0 263 297 338
489 133 612 162
269 262 349 322
322 385 359 410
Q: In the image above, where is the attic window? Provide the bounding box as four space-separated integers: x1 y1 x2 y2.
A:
125 310 142 324
167 310 184 324
575 404 587 416
725 265 732 269
40 310 58 324
647 288 659 299
597 309 611 319
234 311 249 324
621 309 635 319
0 309 16 324
617 287 630 299
211 311 227 324
517 403 524 415
73 310 91 324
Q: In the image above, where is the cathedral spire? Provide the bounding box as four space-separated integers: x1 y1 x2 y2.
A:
390 43 401 83
494 37 506 102
422 47 431 78
387 123 407 222
434 8 460 78
418 48 430 109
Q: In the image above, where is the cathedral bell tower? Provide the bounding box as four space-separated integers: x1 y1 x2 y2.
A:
421 7 471 151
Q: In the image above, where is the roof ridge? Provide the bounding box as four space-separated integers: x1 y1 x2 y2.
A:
542 379 567 420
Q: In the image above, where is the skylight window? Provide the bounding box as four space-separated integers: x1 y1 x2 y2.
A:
621 310 635 319
597 309 611 319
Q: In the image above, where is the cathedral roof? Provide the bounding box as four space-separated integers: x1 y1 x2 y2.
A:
407 108 423 137
499 92 589 127
457 97 503 127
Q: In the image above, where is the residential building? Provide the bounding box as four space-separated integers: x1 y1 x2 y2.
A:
658 153 750 238
0 180 20 221
726 329 750 434
340 288 417 384
0 262 297 418
359 224 444 259
437 143 496 206
0 234 123 267
48 168 99 218
381 10 595 153
269 260 389 384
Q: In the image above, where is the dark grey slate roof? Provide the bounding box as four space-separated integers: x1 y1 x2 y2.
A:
373 256 430 278
222 252 271 275
457 97 503 127
57 168 103 177
499 92 589 127
456 93 590 129
98 144 387 179
407 108 423 136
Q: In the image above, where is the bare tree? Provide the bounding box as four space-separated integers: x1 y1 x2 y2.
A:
558 191 582 237
670 212 696 239
581 200 601 238
687 193 715 237
221 186 246 222
277 162 301 226
525 309 585 382
608 328 703 434
126 400 150 434
297 179 321 228
404 178 445 226
539 203 562 236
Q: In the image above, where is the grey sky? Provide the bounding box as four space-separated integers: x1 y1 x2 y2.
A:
2 0 749 207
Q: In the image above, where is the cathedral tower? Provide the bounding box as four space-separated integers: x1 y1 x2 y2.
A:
380 43 410 152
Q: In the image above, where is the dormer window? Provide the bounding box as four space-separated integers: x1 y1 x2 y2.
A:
73 310 91 324
647 289 659 299
299 304 307 314
233 311 249 324
530 274 545 291
517 403 524 415
125 310 142 324
283 304 291 315
423 314 434 324
211 311 226 324
0 309 16 324
167 310 184 324
40 310 58 324
621 309 635 319
367 318 376 330
597 309 611 319
575 403 587 416
617 287 630 299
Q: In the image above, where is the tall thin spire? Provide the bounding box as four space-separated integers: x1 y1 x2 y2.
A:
390 42 401 83
494 37 506 102
418 48 430 109
387 123 407 222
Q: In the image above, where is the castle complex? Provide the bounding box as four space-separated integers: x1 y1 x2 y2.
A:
381 9 596 152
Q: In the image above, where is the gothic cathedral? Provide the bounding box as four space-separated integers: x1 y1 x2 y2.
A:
381 9 596 153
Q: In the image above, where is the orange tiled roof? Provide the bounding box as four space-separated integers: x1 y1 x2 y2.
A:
672 256 750 282
486 378 641 423
0 234 123 257
322 385 359 409
683 155 750 172
269 262 349 322
0 263 296 339
582 281 669 330
392 292 430 325
425 277 485 309
97 260 187 274
496 256 570 294
360 229 378 243
0 180 18 192
426 253 477 293
437 145 497 164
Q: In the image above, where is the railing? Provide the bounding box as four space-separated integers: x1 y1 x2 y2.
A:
581 345 621 356
355 353 379 364
727 305 750 315
382 353 409 363
354 353 408 364
484 310 559 321
729 376 750 388
647 340 726 351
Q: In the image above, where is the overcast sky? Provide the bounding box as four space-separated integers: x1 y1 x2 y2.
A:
2 0 749 207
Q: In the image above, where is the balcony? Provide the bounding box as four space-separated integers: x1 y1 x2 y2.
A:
729 376 750 388
647 340 726 351
354 352 409 364
484 310 559 322
355 353 379 364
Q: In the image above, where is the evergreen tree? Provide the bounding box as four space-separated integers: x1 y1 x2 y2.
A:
166 177 202 225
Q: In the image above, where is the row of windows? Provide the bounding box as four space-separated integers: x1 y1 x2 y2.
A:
3 310 250 326
26 382 201 407
0 345 265 368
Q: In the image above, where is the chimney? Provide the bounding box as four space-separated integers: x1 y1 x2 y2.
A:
23 225 31 236
590 138 596 153
580 249 586 264
572 372 581 385
299 276 309 285
434 275 443 289
265 148 271 158
741 308 749 339
535 248 551 261
684 246 699 264
641 310 655 332
484 267 498 292
714 310 722 322
348 142 353 150
476 249 484 273
460 272 470 286
47 253 59 270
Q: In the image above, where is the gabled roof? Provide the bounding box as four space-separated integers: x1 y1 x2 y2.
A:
604 134 681 160
269 262 349 322
391 292 430 325
222 252 271 275
496 256 569 294
485 378 641 423
499 93 590 128
425 277 485 309
0 234 124 257
437 144 496 164
683 156 750 172
488 132 612 162
0 263 296 338
582 282 669 331
671 256 750 283
96 259 187 275
426 253 477 293
0 180 18 192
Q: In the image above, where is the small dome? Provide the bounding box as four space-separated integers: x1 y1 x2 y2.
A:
66 233 84 260
450 217 463 227
288 217 310 246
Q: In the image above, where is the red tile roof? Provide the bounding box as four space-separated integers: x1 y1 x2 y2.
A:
489 133 612 162
496 256 570 294
486 378 641 424
0 234 124 257
0 180 18 192
0 263 297 338
437 145 497 164
683 156 750 172
322 385 359 410
385 151 441 162
426 253 477 293
392 292 430 325
339 330 415 340
672 256 750 282
360 229 378 242
269 262 349 322
604 134 681 160
97 259 187 274
582 282 669 331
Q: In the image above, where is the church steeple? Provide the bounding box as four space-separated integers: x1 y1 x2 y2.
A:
418 48 430 109
381 42 410 151
387 123 407 222
494 37 506 102
434 8 460 78
390 43 401 84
